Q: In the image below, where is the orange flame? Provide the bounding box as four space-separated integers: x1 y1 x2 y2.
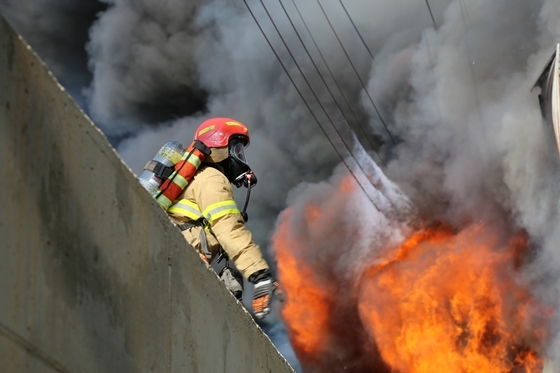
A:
358 224 546 373
273 175 550 372
273 208 333 363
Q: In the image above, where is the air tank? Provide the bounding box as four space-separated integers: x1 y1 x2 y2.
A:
138 141 186 194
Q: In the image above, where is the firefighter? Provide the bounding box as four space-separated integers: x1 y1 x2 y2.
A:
166 117 280 319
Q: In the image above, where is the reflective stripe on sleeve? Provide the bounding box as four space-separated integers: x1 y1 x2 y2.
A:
202 200 240 225
168 199 204 221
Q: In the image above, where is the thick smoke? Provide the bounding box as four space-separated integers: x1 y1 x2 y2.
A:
115 0 452 257
116 0 353 250
5 0 560 370
270 0 560 369
100 0 558 366
0 0 106 108
380 3 560 362
85 0 209 137
379 0 550 223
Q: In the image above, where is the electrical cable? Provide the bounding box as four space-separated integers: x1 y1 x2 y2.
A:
425 0 437 29
317 0 398 147
421 32 444 132
458 0 484 126
259 0 381 209
420 0 443 128
339 0 375 60
243 0 380 210
281 0 387 167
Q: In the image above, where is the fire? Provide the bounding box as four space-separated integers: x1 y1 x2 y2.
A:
273 175 550 373
358 224 545 373
273 208 333 363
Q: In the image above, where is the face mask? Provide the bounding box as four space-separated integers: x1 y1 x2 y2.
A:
220 138 258 188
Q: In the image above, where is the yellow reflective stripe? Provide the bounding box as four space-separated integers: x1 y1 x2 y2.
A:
225 121 243 127
168 199 203 220
198 125 214 136
155 193 173 209
180 151 202 166
163 153 200 192
225 121 247 133
202 200 240 224
169 172 189 190
168 199 240 225
185 153 202 168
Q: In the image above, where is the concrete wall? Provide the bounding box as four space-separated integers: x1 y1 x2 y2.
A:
0 15 293 373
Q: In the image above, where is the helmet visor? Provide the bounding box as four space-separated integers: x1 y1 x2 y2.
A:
229 139 249 166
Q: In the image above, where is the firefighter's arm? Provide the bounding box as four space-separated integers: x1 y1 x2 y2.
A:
194 174 269 279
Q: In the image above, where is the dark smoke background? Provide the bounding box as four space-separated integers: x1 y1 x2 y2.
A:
2 0 560 371
0 0 107 109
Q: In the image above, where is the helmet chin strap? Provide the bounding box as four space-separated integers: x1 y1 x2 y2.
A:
238 171 256 222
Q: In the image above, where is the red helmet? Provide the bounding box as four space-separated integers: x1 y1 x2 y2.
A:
194 117 250 148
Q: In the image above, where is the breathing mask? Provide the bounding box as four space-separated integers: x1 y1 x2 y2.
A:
219 136 257 189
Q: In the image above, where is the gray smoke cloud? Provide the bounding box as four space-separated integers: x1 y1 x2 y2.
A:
116 0 344 251
5 0 560 369
380 0 560 341
85 0 208 136
271 0 560 369
0 0 106 108
115 0 452 258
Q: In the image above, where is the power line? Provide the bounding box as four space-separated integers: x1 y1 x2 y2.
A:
420 0 443 127
425 0 437 28
458 0 484 125
338 0 375 60
316 0 398 147
283 0 387 167
243 0 380 210
420 30 444 132
259 0 381 208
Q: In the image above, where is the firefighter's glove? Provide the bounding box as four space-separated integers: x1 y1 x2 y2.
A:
249 269 282 319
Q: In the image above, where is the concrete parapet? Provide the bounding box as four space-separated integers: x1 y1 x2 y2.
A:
0 14 293 373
